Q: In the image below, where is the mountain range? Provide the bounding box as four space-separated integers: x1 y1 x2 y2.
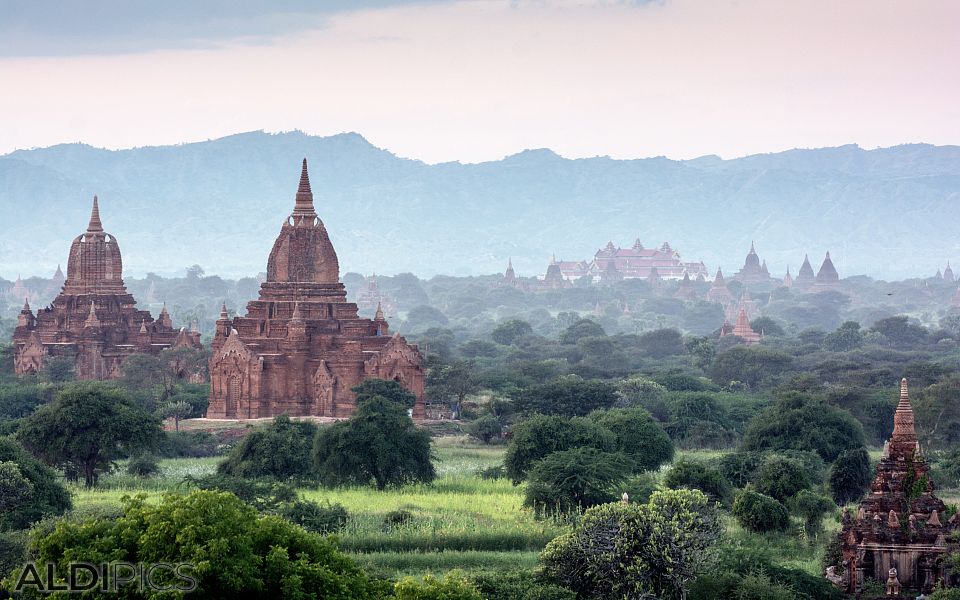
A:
1 131 958 281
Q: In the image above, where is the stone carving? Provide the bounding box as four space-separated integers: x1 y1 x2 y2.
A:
825 566 843 587
885 567 901 596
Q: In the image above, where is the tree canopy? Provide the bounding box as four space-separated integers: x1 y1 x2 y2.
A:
503 414 616 483
218 414 318 481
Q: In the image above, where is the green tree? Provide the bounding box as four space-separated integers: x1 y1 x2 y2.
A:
157 399 193 432
394 573 483 600
869 315 928 346
119 353 177 410
732 490 790 532
352 378 418 409
752 455 811 502
741 393 865 462
822 321 864 352
559 319 605 344
427 361 480 416
616 376 669 418
588 407 674 472
313 397 434 490
828 447 872 504
491 319 534 345
39 356 74 383
524 448 634 516
749 317 785 338
0 438 71 531
218 415 318 481
710 346 793 389
541 489 722 600
638 328 684 358
513 375 617 417
465 414 502 444
664 459 733 505
9 490 374 599
16 382 162 487
789 489 835 536
504 414 616 483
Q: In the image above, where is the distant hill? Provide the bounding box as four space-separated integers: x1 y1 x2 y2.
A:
1 131 958 280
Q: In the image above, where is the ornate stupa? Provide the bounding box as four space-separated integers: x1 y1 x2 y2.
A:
207 160 426 419
12 197 201 378
837 379 957 594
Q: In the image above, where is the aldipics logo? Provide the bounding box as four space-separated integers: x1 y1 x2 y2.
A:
11 562 197 594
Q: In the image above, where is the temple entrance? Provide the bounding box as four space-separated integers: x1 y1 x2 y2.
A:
226 375 240 417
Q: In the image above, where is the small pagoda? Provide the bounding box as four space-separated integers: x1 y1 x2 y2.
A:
837 378 957 594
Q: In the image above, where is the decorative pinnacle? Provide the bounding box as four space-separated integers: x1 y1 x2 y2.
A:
139 320 147 334
749 240 756 253
84 301 100 327
291 301 303 321
375 301 385 321
87 195 104 232
22 297 30 311
892 377 917 442
219 302 229 320
292 158 317 220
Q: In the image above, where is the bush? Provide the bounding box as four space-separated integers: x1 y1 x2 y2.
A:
218 414 317 481
0 437 71 531
157 430 221 458
470 570 575 600
524 448 633 516
394 573 483 600
741 393 865 462
541 490 722 600
383 509 414 528
620 473 659 505
280 499 349 534
314 397 434 490
504 414 616 483
664 459 732 506
588 408 674 472
126 454 160 478
732 490 790 532
513 376 618 417
466 415 502 444
187 473 297 512
828 447 872 504
752 456 811 502
789 489 836 535
7 491 375 598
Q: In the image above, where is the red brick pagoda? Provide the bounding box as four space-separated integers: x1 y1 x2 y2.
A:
837 378 957 594
207 160 426 420
12 197 201 379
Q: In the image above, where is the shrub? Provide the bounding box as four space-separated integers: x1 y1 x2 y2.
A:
740 393 865 462
187 473 297 512
7 491 375 598
314 397 434 490
394 573 483 600
732 573 798 600
789 489 836 535
620 473 659 505
732 490 790 532
504 414 616 483
0 437 71 531
513 376 618 417
280 499 349 534
524 448 633 516
541 489 722 600
828 447 872 504
664 459 732 506
466 415 502 444
470 570 575 600
126 454 161 478
588 407 674 472
218 414 317 481
752 456 811 502
157 430 220 458
383 509 414 528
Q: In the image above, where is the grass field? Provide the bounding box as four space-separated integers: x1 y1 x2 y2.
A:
65 436 855 579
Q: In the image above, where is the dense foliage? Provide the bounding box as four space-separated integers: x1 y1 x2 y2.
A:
218 414 318 481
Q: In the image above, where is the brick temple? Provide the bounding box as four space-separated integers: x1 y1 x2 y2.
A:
837 378 957 594
12 197 201 379
207 159 426 420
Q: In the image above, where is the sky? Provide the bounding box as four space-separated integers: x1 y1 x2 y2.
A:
0 0 957 163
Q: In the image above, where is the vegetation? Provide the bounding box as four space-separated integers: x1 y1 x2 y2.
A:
16 382 162 486
218 414 318 480
314 397 435 490
523 447 633 516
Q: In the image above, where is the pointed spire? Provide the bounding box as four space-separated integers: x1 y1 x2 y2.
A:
84 301 100 328
508 257 513 269
749 240 756 254
292 158 317 220
219 302 229 320
87 195 104 232
23 297 30 311
375 301 385 321
291 301 303 321
139 320 147 334
892 378 917 442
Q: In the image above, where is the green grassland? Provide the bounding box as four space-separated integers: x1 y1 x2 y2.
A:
67 436 849 579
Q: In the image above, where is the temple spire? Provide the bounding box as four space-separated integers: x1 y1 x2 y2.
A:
292 158 317 220
375 301 385 321
87 195 104 233
892 377 917 443
84 301 100 328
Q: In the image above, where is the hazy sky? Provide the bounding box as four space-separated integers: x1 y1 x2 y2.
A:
1 0 957 163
